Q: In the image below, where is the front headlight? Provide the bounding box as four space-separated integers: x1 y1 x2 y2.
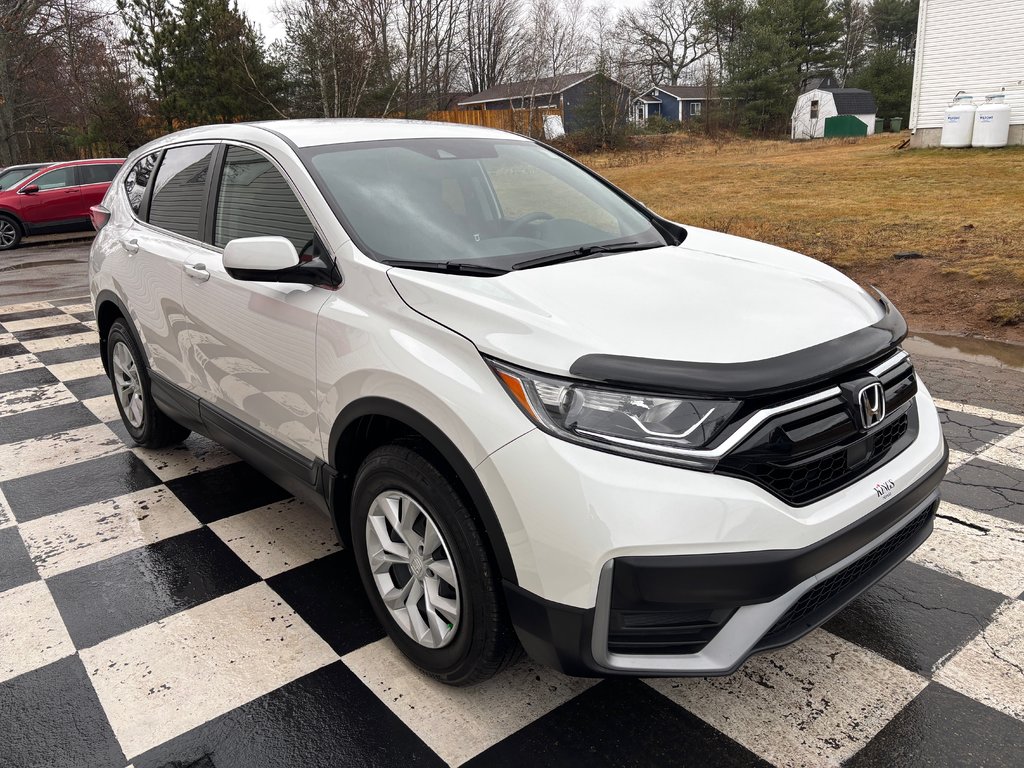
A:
489 360 740 468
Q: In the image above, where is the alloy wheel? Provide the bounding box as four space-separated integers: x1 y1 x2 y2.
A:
0 219 17 248
111 340 145 428
365 490 462 649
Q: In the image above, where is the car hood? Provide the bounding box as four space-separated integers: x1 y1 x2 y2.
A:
387 226 886 376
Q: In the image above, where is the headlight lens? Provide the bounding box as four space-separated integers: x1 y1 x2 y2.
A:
490 360 740 466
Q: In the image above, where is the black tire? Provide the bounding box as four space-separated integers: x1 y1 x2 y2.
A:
106 318 191 448
351 443 521 685
0 215 22 251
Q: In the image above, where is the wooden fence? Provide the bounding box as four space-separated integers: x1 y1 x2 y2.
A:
425 107 562 138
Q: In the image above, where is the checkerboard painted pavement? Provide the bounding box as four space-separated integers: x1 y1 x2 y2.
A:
1 296 1022 768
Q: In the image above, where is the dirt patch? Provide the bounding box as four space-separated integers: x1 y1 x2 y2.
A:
578 134 1024 343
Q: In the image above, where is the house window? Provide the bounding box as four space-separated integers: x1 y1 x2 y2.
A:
810 100 820 119
690 102 701 117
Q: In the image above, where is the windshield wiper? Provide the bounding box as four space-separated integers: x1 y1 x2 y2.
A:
382 259 508 276
511 241 663 271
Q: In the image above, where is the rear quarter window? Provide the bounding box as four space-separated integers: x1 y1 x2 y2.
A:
123 153 159 215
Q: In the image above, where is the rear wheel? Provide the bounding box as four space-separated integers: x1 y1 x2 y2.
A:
351 444 520 685
107 318 191 448
0 215 22 251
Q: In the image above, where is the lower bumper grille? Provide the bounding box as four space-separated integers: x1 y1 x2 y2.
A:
756 502 937 650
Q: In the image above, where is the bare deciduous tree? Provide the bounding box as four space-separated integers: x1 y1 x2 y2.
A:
616 0 712 86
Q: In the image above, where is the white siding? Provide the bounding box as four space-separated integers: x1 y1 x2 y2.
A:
911 0 1024 131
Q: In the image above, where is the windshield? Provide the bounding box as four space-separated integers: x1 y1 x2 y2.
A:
0 167 40 190
302 138 665 269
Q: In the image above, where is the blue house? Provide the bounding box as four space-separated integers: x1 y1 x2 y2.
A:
632 85 717 124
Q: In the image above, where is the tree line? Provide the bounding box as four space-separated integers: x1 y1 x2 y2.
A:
0 0 918 164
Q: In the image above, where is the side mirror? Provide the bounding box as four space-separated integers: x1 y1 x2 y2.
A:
222 236 300 281
19 184 39 195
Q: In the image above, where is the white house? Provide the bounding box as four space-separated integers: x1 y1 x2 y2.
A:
910 0 1024 147
791 77 878 140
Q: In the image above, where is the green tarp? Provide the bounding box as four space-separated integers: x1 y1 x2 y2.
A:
824 114 868 138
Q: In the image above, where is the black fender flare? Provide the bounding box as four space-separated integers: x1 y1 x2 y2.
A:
329 396 519 586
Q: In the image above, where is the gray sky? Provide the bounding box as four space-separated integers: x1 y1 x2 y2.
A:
237 0 644 44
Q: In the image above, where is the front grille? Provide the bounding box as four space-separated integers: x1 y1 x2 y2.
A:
715 355 918 506
757 504 936 649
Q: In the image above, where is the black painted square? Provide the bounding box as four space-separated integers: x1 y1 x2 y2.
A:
0 655 126 768
50 296 90 307
938 408 1020 455
266 551 384 656
942 458 1024 524
0 527 38 592
0 401 100 445
466 678 769 768
0 365 58 394
69 310 95 322
132 660 443 768
64 373 113 401
1 450 161 523
824 560 1005 675
0 307 64 323
166 461 290 525
0 341 29 358
47 526 259 649
847 682 1024 767
12 322 91 341
35 343 101 366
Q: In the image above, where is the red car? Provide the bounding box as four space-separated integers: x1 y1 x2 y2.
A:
0 157 124 250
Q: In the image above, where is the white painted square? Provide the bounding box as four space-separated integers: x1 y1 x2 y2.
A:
130 433 238 481
83 320 99 332
0 580 76 684
0 301 55 315
59 303 93 314
208 497 340 579
0 353 41 375
646 630 928 767
48 357 106 383
947 449 973 471
978 428 1024 471
19 486 201 579
343 638 596 766
0 423 125 482
0 487 11 529
80 582 338 759
1 314 80 333
935 599 1024 722
0 382 78 418
909 502 1024 597
21 331 97 354
82 394 122 423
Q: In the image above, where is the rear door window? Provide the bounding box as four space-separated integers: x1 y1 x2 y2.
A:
148 145 215 240
123 153 159 215
80 164 120 185
213 146 314 250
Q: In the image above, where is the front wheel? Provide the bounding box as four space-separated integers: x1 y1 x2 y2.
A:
350 444 520 685
0 215 22 251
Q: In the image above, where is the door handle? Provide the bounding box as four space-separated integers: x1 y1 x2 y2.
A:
184 263 211 282
121 238 139 255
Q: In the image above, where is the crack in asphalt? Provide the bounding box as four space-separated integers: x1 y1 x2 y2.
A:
935 513 991 533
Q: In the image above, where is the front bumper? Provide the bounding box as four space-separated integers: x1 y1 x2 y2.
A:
501 438 948 678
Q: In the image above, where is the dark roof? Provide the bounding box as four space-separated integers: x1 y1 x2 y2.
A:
827 88 877 115
458 72 595 106
642 85 718 101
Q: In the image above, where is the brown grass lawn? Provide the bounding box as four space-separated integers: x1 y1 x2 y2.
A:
578 134 1024 342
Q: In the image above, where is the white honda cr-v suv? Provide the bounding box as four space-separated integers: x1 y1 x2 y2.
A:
90 120 947 685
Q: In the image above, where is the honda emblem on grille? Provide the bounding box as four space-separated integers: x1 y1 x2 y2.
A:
858 382 886 429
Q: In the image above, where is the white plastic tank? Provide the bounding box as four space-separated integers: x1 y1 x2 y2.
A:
972 93 1011 148
941 94 976 147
